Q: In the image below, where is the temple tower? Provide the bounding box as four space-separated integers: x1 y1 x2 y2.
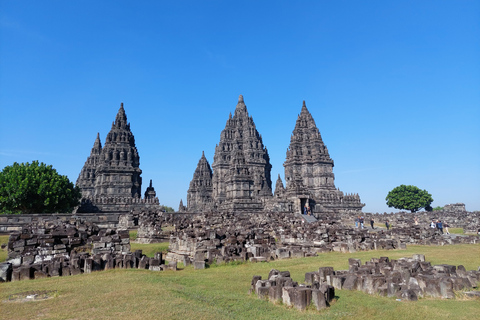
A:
144 179 157 200
211 95 272 211
284 101 335 196
283 101 364 214
187 151 213 212
273 174 285 198
94 103 142 198
76 133 102 199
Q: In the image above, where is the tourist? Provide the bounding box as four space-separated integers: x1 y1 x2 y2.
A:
355 216 359 228
444 221 450 235
307 206 311 216
430 220 436 228
414 216 418 225
385 220 390 230
360 216 364 229
437 220 443 234
370 218 375 229
304 205 308 215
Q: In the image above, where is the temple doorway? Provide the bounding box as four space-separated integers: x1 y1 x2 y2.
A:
300 198 308 214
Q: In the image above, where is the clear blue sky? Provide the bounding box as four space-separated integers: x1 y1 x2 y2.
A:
1 1 479 213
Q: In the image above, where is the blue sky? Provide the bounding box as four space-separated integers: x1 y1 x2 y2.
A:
1 1 479 212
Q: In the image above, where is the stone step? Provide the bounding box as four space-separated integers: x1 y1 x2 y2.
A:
300 214 318 223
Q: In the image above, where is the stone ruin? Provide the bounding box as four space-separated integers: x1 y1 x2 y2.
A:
76 103 160 213
251 254 480 312
165 209 479 269
187 96 364 216
134 211 175 244
74 96 364 217
347 206 480 237
251 269 336 311
0 218 176 282
166 211 402 268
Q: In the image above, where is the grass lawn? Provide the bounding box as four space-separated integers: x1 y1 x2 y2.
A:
1 243 479 320
0 234 9 262
129 230 170 257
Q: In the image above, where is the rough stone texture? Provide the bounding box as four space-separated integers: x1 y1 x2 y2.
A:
3 218 168 282
76 103 159 213
211 95 273 211
187 151 214 212
135 211 172 244
186 96 363 215
76 132 102 199
279 101 364 215
165 211 406 266
252 268 333 311
252 255 480 313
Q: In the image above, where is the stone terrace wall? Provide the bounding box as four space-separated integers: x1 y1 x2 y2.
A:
0 213 122 233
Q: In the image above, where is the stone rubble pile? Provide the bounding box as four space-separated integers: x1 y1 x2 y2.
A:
135 211 174 244
347 204 480 235
337 255 480 300
0 218 176 282
252 255 480 312
165 210 479 269
251 269 336 311
165 211 404 268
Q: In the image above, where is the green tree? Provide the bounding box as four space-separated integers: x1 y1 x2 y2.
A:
160 205 174 212
0 161 81 214
385 184 433 213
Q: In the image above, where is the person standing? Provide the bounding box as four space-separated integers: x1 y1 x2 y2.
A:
370 218 375 229
355 216 359 228
430 220 436 228
304 205 308 215
360 216 364 229
444 222 450 235
385 220 390 230
414 216 418 225
437 220 443 234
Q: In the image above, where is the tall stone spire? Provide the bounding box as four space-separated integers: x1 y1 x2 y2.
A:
76 133 103 199
284 100 334 195
94 103 142 198
212 95 272 211
274 174 285 198
283 101 364 214
187 151 213 212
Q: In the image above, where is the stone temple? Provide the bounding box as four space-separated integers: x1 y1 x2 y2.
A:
76 103 158 212
187 95 364 216
76 97 363 216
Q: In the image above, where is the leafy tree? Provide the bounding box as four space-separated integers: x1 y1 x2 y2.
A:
0 161 81 214
385 184 433 213
160 205 174 212
433 206 444 211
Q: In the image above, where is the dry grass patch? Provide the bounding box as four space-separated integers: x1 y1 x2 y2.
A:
0 243 479 320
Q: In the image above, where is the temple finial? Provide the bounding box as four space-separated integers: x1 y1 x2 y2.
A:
302 100 306 108
238 94 244 103
149 179 152 188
